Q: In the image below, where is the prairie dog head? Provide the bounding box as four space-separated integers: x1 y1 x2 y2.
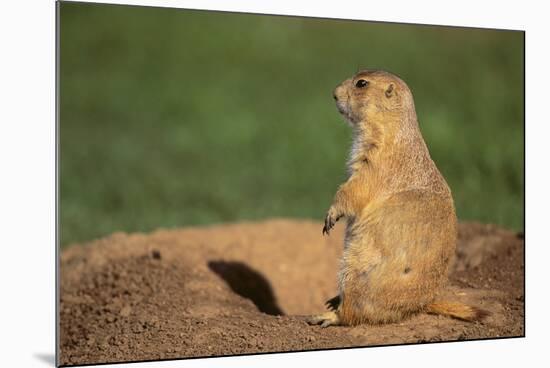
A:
332 70 414 127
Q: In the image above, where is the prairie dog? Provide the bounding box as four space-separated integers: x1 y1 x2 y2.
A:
308 70 487 327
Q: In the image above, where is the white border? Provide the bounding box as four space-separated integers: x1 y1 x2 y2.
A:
52 0 529 30
1 1 548 367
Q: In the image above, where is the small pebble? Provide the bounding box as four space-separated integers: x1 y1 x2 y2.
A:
120 306 132 317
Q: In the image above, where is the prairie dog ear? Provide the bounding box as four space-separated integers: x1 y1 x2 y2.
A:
385 83 394 98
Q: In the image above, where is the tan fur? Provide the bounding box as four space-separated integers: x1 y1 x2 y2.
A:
425 302 489 322
308 70 486 327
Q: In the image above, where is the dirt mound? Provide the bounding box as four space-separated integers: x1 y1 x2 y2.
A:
59 219 524 366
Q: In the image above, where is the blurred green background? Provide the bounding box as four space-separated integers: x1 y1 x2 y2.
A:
60 2 524 247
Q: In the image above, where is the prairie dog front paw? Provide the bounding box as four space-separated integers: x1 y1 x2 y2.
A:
323 207 341 235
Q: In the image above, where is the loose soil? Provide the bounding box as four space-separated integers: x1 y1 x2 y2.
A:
59 219 524 366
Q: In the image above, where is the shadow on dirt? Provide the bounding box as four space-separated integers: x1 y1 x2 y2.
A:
208 260 284 316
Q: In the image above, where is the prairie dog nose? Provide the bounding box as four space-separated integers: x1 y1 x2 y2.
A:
333 84 347 102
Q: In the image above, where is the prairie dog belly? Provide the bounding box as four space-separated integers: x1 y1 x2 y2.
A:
340 189 457 314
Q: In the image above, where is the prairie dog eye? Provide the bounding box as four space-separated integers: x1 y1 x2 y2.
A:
355 79 369 88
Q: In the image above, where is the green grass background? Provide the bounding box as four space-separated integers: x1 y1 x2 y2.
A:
60 3 524 247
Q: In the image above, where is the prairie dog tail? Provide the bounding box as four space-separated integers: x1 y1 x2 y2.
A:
426 301 489 322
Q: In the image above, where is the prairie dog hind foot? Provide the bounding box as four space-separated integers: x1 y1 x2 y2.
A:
306 311 341 328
